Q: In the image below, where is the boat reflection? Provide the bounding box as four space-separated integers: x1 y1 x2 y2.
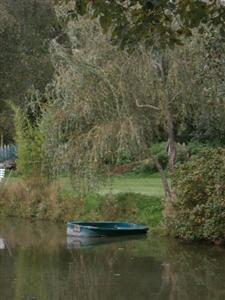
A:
67 235 147 249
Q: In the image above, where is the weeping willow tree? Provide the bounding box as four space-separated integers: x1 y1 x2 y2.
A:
42 22 160 189
40 17 216 197
40 0 225 200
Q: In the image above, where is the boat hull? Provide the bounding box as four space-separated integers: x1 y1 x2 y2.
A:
67 221 149 237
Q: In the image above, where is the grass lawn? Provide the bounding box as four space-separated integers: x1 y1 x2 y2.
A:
100 173 164 197
7 171 164 197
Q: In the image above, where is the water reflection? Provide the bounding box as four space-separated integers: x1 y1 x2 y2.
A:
0 218 225 300
67 235 146 249
0 238 6 249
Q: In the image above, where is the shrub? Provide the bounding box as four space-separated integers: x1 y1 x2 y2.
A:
150 142 168 169
12 105 44 177
148 142 189 172
168 148 225 244
115 151 134 165
186 141 211 156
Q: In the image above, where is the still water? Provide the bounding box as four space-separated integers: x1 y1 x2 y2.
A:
0 218 225 300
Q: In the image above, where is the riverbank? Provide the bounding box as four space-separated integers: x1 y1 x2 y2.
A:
0 173 163 231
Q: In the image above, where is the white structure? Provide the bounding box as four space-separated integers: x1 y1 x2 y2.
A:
0 168 5 182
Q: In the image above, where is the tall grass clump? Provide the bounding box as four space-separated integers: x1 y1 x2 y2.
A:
0 177 82 221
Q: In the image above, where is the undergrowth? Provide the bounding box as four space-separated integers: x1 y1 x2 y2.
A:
0 177 163 231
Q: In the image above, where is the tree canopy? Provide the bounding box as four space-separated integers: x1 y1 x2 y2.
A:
60 0 225 47
0 0 60 143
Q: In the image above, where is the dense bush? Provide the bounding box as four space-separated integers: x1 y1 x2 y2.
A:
150 142 169 169
168 148 225 244
186 141 212 156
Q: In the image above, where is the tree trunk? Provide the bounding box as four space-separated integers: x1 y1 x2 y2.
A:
154 156 172 201
165 98 176 173
151 55 177 202
157 54 177 173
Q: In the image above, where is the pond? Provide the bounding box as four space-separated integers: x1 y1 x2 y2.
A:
0 218 225 300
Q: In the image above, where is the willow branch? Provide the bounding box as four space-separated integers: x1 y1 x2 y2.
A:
135 97 160 111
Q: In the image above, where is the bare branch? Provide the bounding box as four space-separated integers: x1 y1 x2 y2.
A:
134 97 160 111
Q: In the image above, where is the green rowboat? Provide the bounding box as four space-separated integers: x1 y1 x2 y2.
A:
67 221 149 237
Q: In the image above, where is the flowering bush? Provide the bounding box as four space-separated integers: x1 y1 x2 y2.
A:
168 148 225 244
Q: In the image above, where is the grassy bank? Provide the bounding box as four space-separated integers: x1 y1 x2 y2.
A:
0 173 164 231
101 173 164 197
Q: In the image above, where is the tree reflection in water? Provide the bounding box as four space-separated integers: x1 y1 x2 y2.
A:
0 218 225 300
